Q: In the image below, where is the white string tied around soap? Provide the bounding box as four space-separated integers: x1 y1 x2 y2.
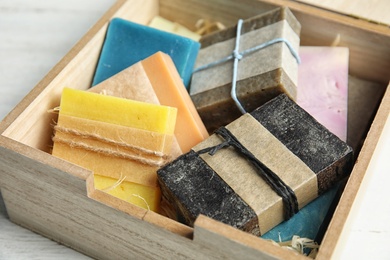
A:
193 19 301 114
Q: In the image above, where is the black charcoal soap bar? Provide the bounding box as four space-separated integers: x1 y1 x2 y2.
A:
157 94 353 235
250 94 354 193
158 150 259 234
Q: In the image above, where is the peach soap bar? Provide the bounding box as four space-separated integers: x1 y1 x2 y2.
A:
52 88 177 211
90 51 208 153
297 46 349 141
92 18 200 88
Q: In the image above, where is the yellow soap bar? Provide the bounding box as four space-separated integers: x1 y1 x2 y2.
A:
93 174 161 212
53 88 177 186
60 87 177 135
149 16 201 41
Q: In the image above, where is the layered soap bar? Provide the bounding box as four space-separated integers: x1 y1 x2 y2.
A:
190 7 301 133
92 18 200 88
52 88 177 211
90 52 208 154
157 94 353 235
297 46 349 141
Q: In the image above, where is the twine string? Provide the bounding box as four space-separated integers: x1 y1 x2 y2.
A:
193 19 301 115
197 126 299 220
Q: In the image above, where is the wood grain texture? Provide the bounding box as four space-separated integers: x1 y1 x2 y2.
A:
296 0 390 25
0 1 115 259
0 0 389 259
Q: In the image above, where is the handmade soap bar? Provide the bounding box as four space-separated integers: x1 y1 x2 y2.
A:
261 47 349 242
297 47 349 141
90 52 208 154
92 18 200 88
157 94 353 236
93 174 161 212
149 16 201 41
52 88 177 186
59 88 176 134
190 7 301 133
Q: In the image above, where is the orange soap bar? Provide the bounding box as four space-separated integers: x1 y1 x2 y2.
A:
90 51 208 153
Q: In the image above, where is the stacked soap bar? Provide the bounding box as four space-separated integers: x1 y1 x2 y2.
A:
260 46 350 242
92 18 200 88
52 88 177 212
90 51 208 154
190 7 301 133
157 94 353 235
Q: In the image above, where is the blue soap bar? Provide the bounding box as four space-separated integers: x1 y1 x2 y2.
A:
92 18 200 88
261 183 341 242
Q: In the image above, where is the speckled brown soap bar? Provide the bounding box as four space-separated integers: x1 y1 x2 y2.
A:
190 7 301 133
157 94 353 236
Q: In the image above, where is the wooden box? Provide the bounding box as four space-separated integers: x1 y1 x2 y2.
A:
0 0 389 259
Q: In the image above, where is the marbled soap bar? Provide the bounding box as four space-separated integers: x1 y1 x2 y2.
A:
297 47 349 141
90 52 208 154
157 94 353 235
190 7 301 133
92 18 200 88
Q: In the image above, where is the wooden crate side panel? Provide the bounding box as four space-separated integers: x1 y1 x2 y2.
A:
160 0 390 83
0 140 226 259
160 0 277 30
194 215 308 260
0 0 159 154
316 85 390 260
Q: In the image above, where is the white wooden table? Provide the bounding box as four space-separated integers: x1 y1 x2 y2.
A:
0 1 389 259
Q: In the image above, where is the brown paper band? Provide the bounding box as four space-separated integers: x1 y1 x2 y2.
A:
194 114 318 234
191 20 300 96
196 126 299 220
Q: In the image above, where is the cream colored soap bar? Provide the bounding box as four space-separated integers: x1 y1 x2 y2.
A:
149 16 201 41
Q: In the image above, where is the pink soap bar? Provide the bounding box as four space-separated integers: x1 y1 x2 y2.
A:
297 47 349 141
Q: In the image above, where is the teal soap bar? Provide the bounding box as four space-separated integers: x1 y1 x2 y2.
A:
92 18 200 88
261 182 341 242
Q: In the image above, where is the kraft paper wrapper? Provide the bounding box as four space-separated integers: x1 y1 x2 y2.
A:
193 114 318 234
191 20 299 96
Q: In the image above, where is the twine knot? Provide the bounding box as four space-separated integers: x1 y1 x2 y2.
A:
233 49 243 60
197 126 299 220
193 18 300 115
